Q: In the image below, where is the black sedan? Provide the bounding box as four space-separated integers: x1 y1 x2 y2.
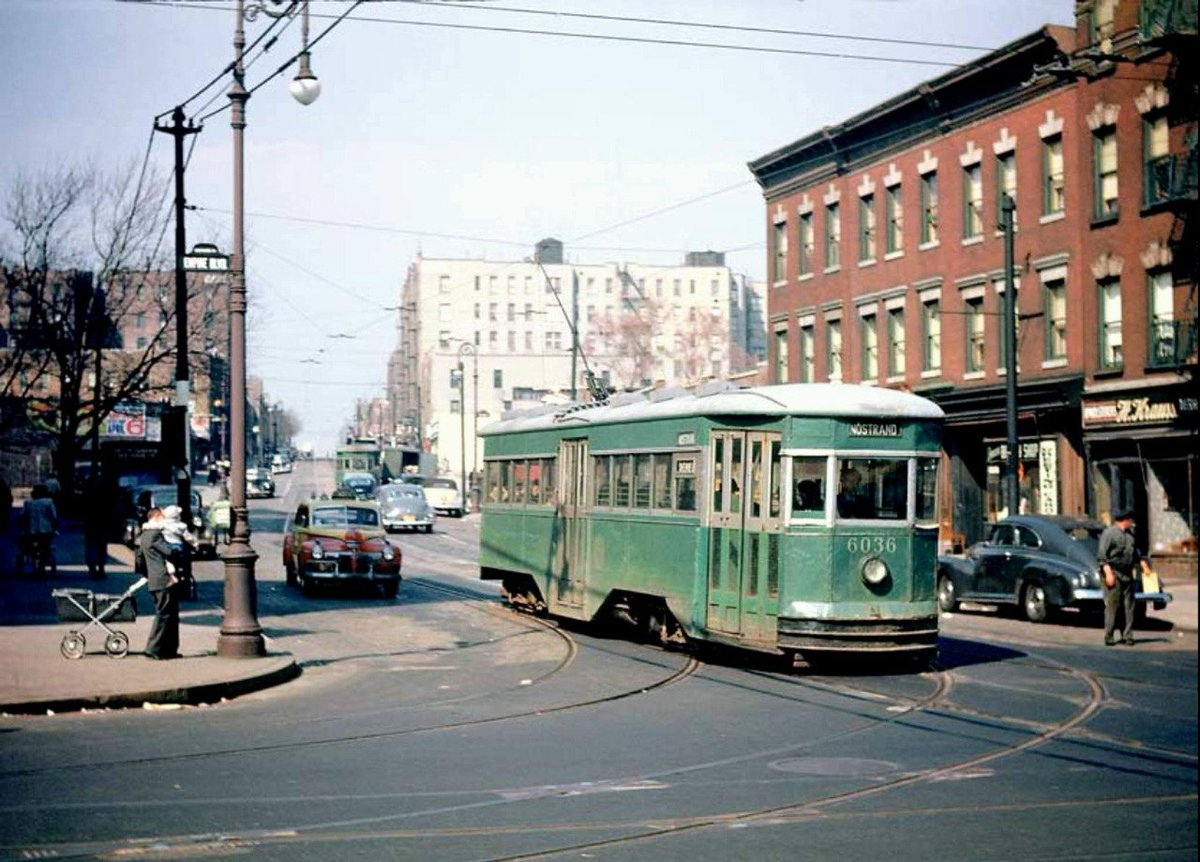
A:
936 515 1173 623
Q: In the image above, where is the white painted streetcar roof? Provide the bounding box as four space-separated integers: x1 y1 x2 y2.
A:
481 383 944 436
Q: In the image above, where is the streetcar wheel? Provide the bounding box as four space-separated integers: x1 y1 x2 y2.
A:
61 631 86 660
1022 583 1050 623
937 575 958 613
105 632 130 658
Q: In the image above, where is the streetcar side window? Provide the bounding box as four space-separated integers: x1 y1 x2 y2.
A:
653 454 672 510
541 457 555 504
711 437 724 512
633 454 653 508
615 455 633 507
915 457 938 525
768 440 782 519
791 456 827 517
594 456 612 507
527 459 542 505
674 456 697 511
512 460 528 504
485 461 501 502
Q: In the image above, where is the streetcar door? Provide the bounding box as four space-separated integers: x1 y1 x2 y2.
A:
552 438 588 612
706 431 746 635
740 432 782 644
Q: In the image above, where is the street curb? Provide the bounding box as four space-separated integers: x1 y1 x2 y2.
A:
0 656 300 716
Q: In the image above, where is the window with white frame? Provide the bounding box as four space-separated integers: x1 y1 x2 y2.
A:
922 298 941 372
996 151 1017 228
1149 270 1175 366
825 203 841 269
1143 115 1171 207
1044 277 1067 361
963 164 983 239
827 318 843 381
860 312 878 380
859 194 876 262
1094 128 1119 219
799 322 815 382
920 172 939 244
885 185 903 254
798 212 814 275
887 306 905 376
772 220 788 283
1098 279 1123 368
1042 135 1065 216
774 329 788 383
966 296 986 372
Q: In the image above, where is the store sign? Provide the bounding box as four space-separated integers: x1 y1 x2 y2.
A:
103 402 146 438
1083 395 1198 427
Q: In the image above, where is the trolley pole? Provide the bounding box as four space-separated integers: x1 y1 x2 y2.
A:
1001 194 1020 517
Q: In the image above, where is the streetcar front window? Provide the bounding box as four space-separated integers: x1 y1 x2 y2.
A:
790 456 826 517
837 457 907 520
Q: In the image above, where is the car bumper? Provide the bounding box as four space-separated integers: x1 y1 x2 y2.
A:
383 515 434 529
301 557 400 582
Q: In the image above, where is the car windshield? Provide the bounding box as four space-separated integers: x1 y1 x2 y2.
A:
382 486 422 499
428 478 457 490
310 506 379 527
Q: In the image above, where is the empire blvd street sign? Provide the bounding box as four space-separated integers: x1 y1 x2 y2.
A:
182 252 230 272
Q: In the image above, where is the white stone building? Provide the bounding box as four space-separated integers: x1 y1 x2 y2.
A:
387 240 765 489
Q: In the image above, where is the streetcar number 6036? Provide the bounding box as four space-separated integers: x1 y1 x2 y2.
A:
847 536 897 554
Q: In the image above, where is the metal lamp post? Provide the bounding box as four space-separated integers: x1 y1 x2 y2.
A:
219 0 320 657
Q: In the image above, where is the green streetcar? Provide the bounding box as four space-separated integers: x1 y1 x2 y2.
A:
479 382 945 664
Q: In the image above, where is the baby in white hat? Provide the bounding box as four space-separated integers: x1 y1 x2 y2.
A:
158 504 197 576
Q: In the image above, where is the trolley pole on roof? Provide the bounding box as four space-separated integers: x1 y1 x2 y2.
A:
1001 194 1020 517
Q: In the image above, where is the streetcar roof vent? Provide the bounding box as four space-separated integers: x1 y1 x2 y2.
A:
694 379 742 398
648 386 690 403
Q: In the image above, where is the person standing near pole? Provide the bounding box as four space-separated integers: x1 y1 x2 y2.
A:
139 507 181 660
1098 509 1152 646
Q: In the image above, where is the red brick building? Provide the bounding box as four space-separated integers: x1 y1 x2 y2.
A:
749 0 1196 577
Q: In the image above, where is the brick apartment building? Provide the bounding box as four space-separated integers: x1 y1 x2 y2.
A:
749 0 1196 577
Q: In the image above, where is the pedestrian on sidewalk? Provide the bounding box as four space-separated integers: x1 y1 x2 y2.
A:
83 482 108 581
139 507 181 660
22 484 58 577
1098 509 1152 646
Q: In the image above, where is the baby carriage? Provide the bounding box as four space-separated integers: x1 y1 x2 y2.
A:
52 577 148 659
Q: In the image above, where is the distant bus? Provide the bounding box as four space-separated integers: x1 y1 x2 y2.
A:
334 440 381 489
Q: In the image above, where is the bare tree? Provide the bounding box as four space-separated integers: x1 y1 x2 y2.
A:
1 160 183 494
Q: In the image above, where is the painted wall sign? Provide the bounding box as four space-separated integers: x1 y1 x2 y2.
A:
1083 395 1198 427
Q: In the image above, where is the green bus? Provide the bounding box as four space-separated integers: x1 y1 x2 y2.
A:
478 382 945 664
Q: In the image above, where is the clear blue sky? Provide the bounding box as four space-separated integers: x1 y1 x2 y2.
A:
0 0 1072 454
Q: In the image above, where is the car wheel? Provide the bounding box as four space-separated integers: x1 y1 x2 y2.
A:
424 524 433 534
299 574 316 597
379 580 399 599
937 574 958 613
285 559 296 587
1022 583 1050 623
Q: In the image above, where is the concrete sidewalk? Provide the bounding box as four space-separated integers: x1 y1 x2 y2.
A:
0 513 297 716
0 509 1195 716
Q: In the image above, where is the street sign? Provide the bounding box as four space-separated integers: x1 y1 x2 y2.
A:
182 253 230 272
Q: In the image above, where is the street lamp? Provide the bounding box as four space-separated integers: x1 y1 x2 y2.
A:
219 0 321 658
457 342 475 506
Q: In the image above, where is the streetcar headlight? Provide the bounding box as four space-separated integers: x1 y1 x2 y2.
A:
310 542 324 560
862 557 889 586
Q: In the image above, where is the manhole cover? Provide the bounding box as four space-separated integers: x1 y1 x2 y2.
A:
769 757 898 777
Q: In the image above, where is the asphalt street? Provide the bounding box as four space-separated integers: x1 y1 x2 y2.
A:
0 460 1195 861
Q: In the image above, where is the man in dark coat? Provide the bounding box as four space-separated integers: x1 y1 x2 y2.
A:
139 507 181 660
1098 509 1152 646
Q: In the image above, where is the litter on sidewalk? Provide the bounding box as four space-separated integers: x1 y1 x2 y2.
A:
52 577 148 659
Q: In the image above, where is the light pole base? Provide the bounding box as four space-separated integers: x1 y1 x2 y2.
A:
217 539 266 657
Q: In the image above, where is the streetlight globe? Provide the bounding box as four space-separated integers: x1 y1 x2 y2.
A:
290 73 321 106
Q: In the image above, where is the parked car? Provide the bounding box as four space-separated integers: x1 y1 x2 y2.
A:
247 467 276 499
423 476 467 517
339 471 377 500
122 484 216 559
936 515 1173 623
377 482 436 533
282 498 402 597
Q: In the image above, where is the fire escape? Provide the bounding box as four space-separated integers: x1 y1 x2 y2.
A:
1141 0 1199 370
